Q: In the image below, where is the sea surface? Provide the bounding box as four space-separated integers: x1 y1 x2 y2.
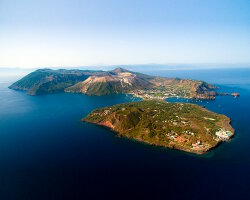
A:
0 68 250 200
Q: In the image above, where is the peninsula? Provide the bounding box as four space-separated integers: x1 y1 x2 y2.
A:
84 101 234 154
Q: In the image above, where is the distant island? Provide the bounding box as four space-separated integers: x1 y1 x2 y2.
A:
9 67 227 100
84 101 234 154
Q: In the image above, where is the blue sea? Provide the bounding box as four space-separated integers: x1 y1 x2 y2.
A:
0 68 250 200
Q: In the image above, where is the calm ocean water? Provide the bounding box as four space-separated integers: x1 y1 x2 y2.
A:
0 68 250 200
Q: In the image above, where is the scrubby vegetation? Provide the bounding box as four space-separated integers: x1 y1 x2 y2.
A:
84 101 234 154
9 69 105 95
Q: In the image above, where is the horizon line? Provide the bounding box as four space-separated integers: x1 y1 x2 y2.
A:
1 63 250 70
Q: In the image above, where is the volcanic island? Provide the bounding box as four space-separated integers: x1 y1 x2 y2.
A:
84 101 234 154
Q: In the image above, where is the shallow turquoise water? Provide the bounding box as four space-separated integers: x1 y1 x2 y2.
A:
0 69 250 200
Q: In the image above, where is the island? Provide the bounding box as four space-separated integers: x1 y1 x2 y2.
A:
9 67 222 100
83 101 234 154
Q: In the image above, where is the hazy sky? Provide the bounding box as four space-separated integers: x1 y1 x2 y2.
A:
0 0 250 68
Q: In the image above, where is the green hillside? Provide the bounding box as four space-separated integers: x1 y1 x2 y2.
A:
84 101 234 154
9 69 103 95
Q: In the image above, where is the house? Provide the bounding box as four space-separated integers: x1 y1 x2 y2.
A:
192 140 201 147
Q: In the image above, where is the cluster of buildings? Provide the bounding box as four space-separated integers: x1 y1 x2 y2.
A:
131 89 180 100
215 129 233 140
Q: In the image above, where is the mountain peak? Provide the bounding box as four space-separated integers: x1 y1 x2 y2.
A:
112 67 129 73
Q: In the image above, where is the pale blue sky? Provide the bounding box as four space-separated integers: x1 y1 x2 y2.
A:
0 0 250 68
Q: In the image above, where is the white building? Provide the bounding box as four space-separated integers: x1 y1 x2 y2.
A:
215 129 230 140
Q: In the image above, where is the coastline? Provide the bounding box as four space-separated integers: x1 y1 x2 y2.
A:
83 115 234 155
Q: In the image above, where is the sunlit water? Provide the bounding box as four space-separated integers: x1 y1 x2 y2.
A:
0 69 250 200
